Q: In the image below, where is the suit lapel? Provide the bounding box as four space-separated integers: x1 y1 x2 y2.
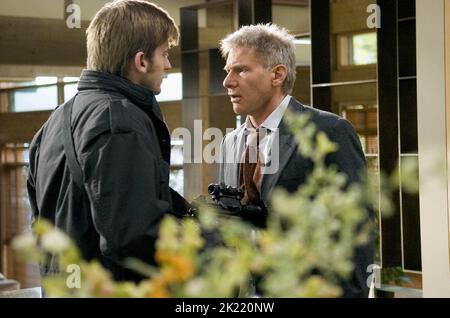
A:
260 130 296 204
260 98 305 205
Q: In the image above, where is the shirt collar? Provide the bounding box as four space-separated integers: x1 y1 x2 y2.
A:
244 94 291 132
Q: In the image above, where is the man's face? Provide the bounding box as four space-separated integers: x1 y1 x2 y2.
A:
142 42 172 94
223 47 275 117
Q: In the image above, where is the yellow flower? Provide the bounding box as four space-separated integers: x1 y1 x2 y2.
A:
147 274 170 298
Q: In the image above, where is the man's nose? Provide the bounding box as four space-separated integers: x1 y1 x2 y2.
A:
165 59 172 70
223 72 236 89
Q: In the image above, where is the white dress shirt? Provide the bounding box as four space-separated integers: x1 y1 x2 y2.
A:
241 95 291 172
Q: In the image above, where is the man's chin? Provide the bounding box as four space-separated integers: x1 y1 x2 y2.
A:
232 104 246 115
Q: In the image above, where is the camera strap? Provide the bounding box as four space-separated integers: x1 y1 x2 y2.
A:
61 94 84 190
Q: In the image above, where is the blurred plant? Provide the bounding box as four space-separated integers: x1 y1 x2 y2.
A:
12 112 418 297
381 266 412 286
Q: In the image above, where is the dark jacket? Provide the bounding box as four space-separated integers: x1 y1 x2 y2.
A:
27 70 187 281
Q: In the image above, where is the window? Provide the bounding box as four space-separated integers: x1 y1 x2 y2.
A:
7 76 80 112
63 77 79 102
155 72 182 102
337 32 377 68
169 139 184 196
11 77 58 112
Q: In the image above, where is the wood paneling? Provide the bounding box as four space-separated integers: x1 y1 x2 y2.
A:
0 15 88 66
330 0 374 34
331 82 377 104
0 15 184 70
272 0 309 6
0 111 51 143
332 67 377 83
160 101 182 131
292 67 311 105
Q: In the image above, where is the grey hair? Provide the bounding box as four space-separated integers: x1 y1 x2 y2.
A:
219 23 296 94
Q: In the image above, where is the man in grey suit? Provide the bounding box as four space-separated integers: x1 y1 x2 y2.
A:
218 24 373 297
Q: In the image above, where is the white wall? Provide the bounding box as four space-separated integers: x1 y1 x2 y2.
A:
416 0 450 298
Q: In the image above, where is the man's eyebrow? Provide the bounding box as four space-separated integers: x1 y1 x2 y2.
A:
223 64 246 71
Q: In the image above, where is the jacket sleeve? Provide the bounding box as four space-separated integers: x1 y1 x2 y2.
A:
326 118 367 186
326 118 374 298
27 128 43 222
80 131 171 266
169 187 192 217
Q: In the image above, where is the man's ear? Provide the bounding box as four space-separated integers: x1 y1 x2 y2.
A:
271 64 288 88
133 51 149 73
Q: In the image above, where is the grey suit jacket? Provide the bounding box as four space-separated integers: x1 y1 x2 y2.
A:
219 98 367 205
219 97 373 297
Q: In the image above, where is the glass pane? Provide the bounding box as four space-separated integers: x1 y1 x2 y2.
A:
156 73 182 102
64 83 78 102
170 139 184 195
399 79 418 153
352 32 377 65
294 37 311 66
63 77 79 82
338 101 378 156
366 156 379 175
169 169 184 196
398 20 416 77
171 139 184 166
11 85 58 112
400 156 421 271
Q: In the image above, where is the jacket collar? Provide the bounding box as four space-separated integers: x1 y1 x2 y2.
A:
77 69 164 122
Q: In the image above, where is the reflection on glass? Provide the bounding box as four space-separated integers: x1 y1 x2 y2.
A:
340 104 378 155
294 37 311 66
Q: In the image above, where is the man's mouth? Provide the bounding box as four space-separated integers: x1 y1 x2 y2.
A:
229 94 241 103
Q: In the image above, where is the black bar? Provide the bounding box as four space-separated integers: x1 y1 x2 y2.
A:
377 0 402 268
310 0 331 111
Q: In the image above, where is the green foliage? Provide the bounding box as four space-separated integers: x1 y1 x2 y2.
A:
12 112 418 297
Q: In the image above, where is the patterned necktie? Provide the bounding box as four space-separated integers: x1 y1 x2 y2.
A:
239 129 264 206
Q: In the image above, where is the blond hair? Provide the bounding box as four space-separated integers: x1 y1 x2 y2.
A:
86 0 179 77
220 23 296 94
